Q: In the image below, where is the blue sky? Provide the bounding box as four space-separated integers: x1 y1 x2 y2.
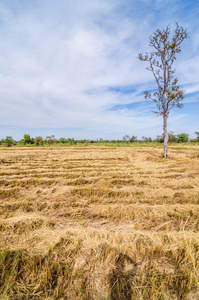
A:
0 0 198 140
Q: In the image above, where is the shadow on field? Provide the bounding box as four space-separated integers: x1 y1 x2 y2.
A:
108 253 136 300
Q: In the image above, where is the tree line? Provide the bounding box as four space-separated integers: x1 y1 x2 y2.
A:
1 132 199 147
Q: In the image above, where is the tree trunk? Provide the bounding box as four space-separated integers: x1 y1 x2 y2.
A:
163 114 168 158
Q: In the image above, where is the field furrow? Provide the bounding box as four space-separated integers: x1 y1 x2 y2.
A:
0 146 199 299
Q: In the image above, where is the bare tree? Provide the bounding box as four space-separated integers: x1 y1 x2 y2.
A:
138 23 189 157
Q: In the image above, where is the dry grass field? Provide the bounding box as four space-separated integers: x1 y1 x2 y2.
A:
0 145 199 299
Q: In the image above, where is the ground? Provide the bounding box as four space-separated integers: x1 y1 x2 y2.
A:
0 145 199 299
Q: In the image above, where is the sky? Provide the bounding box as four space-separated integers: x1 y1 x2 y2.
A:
0 0 199 141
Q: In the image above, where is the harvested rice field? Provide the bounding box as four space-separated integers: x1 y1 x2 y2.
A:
0 145 199 299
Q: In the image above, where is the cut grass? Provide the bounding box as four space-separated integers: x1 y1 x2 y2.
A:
0 145 199 299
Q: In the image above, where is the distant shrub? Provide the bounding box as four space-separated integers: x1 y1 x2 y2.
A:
79 139 89 144
24 134 34 145
177 133 189 143
68 138 76 145
4 136 14 147
195 132 199 144
34 137 43 146
129 136 137 142
59 138 67 144
46 135 56 145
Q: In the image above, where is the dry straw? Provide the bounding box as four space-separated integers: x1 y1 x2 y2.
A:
0 145 199 299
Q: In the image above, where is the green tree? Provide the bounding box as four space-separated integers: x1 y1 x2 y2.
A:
156 135 164 143
46 135 55 145
129 136 137 142
4 136 14 147
177 133 189 143
34 136 43 146
79 139 89 144
168 131 177 143
195 132 199 143
24 134 34 145
68 138 76 145
24 134 31 144
138 23 188 157
59 138 67 144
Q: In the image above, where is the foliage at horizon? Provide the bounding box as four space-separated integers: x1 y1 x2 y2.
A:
0 131 199 147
